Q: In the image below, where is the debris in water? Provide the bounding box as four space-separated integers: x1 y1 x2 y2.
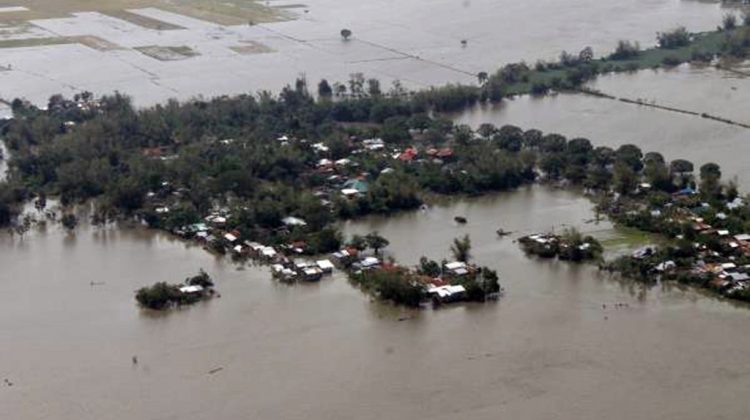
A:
208 367 224 375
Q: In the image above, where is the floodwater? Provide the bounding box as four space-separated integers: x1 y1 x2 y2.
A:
453 63 750 186
4 186 750 420
0 0 734 107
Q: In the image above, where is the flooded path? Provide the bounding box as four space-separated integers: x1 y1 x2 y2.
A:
3 186 750 419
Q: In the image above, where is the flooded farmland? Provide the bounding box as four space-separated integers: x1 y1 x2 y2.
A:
3 186 750 420
453 63 750 186
4 1 750 419
0 0 735 106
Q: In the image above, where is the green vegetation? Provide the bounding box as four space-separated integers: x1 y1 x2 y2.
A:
450 234 472 262
483 19 750 97
349 268 425 307
519 228 603 262
2 15 750 307
348 235 501 307
135 269 214 310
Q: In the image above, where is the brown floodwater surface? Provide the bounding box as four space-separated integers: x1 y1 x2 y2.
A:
3 186 750 419
453 64 750 186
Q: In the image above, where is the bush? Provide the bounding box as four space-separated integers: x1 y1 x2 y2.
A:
531 82 550 95
657 27 691 49
662 55 682 66
690 49 713 63
723 13 738 31
352 269 424 307
610 40 640 60
135 282 184 310
186 269 213 287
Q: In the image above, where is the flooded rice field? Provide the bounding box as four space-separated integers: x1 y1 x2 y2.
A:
0 0 734 106
4 1 750 419
453 63 750 186
3 186 750 420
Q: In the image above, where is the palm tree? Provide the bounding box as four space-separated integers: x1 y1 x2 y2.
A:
450 235 472 262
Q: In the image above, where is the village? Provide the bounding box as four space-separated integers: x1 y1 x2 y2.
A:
591 180 750 302
131 127 500 308
7 93 750 308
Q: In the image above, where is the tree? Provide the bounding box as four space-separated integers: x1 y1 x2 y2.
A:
348 73 365 96
365 232 390 255
540 153 566 179
450 234 472 262
578 46 594 62
643 151 665 165
613 161 638 194
616 144 643 171
610 40 640 60
418 256 441 277
61 213 78 230
340 28 352 41
657 27 690 49
567 137 593 164
644 158 673 191
349 234 368 251
523 129 544 149
540 133 567 153
592 146 615 166
699 162 722 197
318 79 333 98
670 159 694 175
477 71 489 85
186 269 213 287
333 82 347 97
670 159 694 187
367 78 381 96
495 125 524 152
723 13 738 31
480 268 500 295
477 123 497 139
0 183 18 227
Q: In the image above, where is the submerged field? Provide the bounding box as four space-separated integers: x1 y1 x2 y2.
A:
0 0 286 26
0 0 736 108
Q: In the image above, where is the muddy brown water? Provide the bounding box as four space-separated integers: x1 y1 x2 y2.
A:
4 2 750 418
3 186 750 419
453 64 750 187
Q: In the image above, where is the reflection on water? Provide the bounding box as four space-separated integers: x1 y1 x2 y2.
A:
4 186 750 420
0 139 7 181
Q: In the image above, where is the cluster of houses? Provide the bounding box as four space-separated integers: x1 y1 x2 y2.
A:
309 135 455 202
271 259 335 282
519 232 600 261
341 254 487 304
617 190 750 297
133 132 481 303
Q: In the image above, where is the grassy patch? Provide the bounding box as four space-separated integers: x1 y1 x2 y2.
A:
101 10 184 30
229 41 273 55
0 0 286 26
135 45 199 60
68 35 123 51
500 29 738 96
0 37 74 48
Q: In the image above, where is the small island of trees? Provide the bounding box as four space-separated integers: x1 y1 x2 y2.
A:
343 234 501 307
135 269 215 310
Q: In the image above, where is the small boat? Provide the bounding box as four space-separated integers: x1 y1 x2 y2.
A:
496 228 512 237
454 216 467 224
